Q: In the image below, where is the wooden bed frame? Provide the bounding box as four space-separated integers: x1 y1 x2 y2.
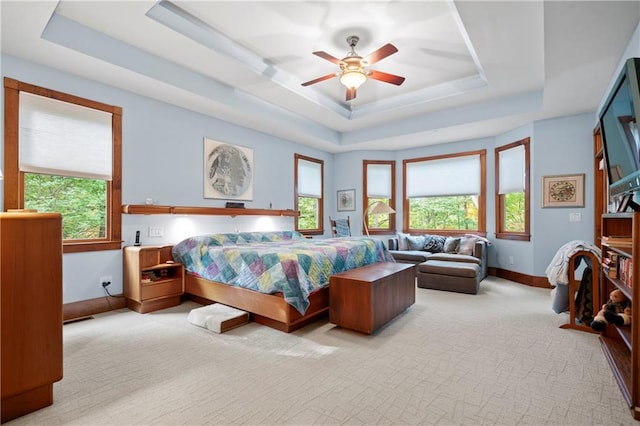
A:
184 273 329 333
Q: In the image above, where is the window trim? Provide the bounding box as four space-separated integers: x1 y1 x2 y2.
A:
294 153 324 235
495 137 530 241
3 77 122 253
363 160 396 235
402 149 486 235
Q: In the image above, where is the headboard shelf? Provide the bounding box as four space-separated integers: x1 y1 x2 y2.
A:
121 204 298 217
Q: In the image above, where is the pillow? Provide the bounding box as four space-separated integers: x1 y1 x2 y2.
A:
444 237 461 254
457 236 477 255
423 235 446 253
465 233 491 246
406 235 426 251
397 232 410 250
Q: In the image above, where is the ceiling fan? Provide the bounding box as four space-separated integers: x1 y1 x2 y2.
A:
301 35 405 101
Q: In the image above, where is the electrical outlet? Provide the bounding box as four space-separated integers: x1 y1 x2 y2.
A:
149 226 164 237
508 256 514 265
100 275 112 288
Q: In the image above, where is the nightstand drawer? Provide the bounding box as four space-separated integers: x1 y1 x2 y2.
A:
141 279 183 300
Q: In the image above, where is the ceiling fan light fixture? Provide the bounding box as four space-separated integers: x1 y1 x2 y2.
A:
302 35 403 100
340 71 366 89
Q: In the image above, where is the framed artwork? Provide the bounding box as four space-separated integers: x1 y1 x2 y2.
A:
542 174 585 208
203 138 254 200
337 189 356 211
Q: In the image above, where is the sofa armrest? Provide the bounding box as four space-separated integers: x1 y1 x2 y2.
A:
473 241 488 279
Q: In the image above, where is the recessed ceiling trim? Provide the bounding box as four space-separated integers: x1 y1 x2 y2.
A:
146 0 489 123
41 11 342 146
350 74 488 119
447 0 487 83
147 0 351 118
341 90 543 145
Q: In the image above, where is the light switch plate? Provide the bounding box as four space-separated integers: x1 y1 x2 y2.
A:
569 213 581 222
149 226 164 237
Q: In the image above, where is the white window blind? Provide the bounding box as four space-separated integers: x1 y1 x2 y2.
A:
406 155 480 197
19 92 113 180
498 145 525 194
298 159 322 197
367 164 392 198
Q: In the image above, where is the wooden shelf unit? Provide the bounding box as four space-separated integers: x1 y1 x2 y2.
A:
122 204 298 217
124 245 185 313
599 212 640 419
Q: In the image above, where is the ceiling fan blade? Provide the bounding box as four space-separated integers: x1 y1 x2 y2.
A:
368 70 405 86
362 43 398 65
301 73 337 86
346 87 357 101
312 51 343 65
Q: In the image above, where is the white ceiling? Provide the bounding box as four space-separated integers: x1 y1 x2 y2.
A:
1 1 639 153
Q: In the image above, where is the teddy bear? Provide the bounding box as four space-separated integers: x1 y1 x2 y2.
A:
590 289 632 332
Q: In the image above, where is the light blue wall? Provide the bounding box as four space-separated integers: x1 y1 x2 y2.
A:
1 54 330 303
2 16 638 303
331 117 594 279
531 114 596 276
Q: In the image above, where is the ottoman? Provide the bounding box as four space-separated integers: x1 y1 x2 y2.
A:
417 260 481 294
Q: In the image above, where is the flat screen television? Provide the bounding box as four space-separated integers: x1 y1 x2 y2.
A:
600 57 640 201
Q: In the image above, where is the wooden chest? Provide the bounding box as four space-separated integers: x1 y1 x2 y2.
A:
329 262 415 334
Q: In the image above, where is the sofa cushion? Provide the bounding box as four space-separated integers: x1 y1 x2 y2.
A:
427 252 480 265
418 260 480 278
388 250 430 263
444 237 461 253
423 235 446 253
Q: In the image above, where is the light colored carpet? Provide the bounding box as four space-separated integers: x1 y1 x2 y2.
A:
9 277 635 425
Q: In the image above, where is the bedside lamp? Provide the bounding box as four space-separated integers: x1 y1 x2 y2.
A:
363 201 395 236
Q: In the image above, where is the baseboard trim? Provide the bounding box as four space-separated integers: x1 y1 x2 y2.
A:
490 267 551 289
63 295 127 321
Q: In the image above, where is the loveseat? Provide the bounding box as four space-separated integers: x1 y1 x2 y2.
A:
388 233 488 280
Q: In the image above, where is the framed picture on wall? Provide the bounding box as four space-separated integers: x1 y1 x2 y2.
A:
542 173 585 208
203 138 254 200
337 189 356 211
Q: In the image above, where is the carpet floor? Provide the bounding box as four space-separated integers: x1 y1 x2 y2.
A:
8 276 635 425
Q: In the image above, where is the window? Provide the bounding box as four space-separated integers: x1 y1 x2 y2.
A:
495 137 530 241
294 154 323 235
403 150 486 234
363 160 395 235
4 78 122 253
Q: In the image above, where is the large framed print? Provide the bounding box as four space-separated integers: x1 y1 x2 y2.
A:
542 173 584 208
204 138 253 200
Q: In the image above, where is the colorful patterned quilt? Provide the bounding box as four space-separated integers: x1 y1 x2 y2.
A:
172 231 394 314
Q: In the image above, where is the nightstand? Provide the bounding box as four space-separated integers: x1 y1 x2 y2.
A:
123 245 184 313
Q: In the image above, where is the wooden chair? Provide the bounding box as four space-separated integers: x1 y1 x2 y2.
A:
330 216 351 237
559 250 600 333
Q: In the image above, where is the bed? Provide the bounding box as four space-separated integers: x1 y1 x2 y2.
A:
171 231 394 332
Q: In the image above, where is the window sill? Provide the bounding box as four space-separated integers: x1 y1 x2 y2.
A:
495 232 530 242
63 241 122 253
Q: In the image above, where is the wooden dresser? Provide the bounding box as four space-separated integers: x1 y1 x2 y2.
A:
1 212 63 422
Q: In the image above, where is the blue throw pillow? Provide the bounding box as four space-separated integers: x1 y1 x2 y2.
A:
406 235 426 250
